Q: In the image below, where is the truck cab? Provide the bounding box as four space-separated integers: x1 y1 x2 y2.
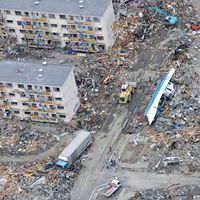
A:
56 159 70 169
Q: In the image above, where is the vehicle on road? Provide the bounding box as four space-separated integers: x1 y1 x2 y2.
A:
98 179 121 197
119 82 137 104
56 130 92 168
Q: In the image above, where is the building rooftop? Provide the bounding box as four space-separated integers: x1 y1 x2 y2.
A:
0 60 73 87
0 0 111 17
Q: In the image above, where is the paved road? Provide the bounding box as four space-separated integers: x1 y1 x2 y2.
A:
71 84 146 200
71 107 128 200
70 47 189 200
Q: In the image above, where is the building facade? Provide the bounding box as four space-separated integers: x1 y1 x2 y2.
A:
0 0 116 52
0 61 79 123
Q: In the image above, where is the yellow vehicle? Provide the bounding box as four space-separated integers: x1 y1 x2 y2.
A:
119 84 134 104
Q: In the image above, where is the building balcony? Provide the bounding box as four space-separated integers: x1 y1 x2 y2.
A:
38 18 47 23
31 115 39 120
67 20 75 24
0 30 4 36
30 107 38 112
44 100 54 105
71 37 79 42
82 21 93 26
88 47 97 52
41 26 49 31
42 91 51 96
68 29 77 33
43 35 49 40
0 87 5 92
24 25 33 30
0 96 7 100
84 30 94 34
47 109 55 113
0 104 9 109
25 33 34 39
22 16 31 21
85 38 95 43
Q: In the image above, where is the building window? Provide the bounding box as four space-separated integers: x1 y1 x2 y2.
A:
60 15 66 19
9 93 15 96
69 15 74 20
63 33 70 37
4 10 11 15
97 36 104 40
51 24 57 27
52 32 59 36
59 115 66 118
17 21 22 26
14 110 20 114
95 27 102 31
18 84 24 88
53 87 60 92
55 97 62 101
41 13 46 18
43 23 48 27
93 17 100 22
48 97 53 101
27 85 32 90
6 20 13 24
26 21 31 25
86 17 91 22
61 25 67 28
6 83 13 88
11 102 18 105
57 105 64 110
20 30 25 33
9 29 15 33
49 14 55 19
22 102 29 106
15 11 22 16
20 92 26 97
45 86 51 92
24 12 29 16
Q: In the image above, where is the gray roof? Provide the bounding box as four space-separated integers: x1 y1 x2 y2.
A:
0 60 73 87
59 130 91 159
0 0 111 17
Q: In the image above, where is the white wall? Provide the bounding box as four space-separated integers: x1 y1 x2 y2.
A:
100 1 116 49
61 69 79 122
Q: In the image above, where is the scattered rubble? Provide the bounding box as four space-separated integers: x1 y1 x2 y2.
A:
0 159 83 200
0 0 200 199
130 185 200 200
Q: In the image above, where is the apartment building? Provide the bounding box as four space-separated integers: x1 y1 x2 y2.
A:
0 0 116 52
0 60 80 123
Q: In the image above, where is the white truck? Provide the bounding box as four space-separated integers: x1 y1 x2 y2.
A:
98 179 121 197
56 130 92 168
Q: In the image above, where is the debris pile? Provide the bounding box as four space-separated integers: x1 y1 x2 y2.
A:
130 185 200 200
0 160 83 200
0 118 66 156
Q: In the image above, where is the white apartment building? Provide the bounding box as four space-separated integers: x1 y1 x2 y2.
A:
0 0 116 52
0 60 80 123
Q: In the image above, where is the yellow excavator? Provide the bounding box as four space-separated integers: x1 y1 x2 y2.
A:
119 82 137 104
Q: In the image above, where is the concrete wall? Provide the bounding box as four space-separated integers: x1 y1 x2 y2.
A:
62 69 80 122
101 1 116 49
